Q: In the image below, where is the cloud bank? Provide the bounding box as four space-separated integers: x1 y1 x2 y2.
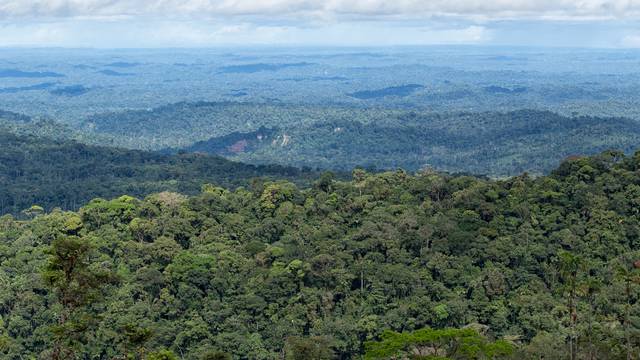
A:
2 0 640 21
0 20 491 47
1 1 640 47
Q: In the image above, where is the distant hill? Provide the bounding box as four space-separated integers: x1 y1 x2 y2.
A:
177 127 277 156
347 84 424 99
80 101 364 149
221 109 640 176
483 85 527 94
0 69 64 78
80 102 640 177
0 109 31 123
0 82 57 94
218 62 312 73
50 85 91 96
0 130 314 215
105 61 140 68
98 69 133 76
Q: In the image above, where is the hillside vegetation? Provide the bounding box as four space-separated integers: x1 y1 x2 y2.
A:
85 102 640 176
228 109 640 175
0 130 313 215
3 150 640 358
8 101 640 178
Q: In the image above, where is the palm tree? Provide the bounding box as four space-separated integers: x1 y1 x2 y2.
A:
614 258 640 360
558 250 584 360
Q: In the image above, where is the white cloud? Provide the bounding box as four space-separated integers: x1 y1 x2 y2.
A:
2 0 640 21
0 1 637 48
0 19 491 47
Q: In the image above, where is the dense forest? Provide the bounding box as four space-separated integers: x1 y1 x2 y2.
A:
6 102 640 178
3 149 640 359
0 130 314 215
5 47 640 360
85 102 640 176
81 102 376 149
227 109 640 175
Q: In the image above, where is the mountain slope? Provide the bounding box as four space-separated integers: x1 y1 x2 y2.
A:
79 102 640 176
81 101 381 149
0 130 313 215
182 109 640 176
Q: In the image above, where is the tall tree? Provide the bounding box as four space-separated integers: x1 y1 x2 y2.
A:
558 250 583 360
615 258 640 360
42 235 114 359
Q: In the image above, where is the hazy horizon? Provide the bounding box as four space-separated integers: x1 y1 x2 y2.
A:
1 1 640 48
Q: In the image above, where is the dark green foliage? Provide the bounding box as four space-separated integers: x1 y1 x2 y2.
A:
42 229 116 359
285 336 335 360
0 130 316 215
4 150 640 358
201 351 232 360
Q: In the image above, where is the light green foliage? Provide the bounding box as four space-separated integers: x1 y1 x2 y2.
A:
147 349 178 360
22 205 45 218
259 181 298 210
364 327 514 360
432 305 449 322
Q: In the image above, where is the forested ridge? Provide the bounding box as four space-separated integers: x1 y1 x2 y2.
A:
80 103 640 176
0 130 315 215
6 104 640 178
4 149 640 359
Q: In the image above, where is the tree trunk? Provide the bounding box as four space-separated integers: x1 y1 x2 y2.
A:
626 280 632 360
569 283 577 360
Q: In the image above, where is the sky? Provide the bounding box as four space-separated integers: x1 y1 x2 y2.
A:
0 0 640 48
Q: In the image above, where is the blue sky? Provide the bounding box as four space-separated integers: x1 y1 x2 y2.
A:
0 0 639 48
